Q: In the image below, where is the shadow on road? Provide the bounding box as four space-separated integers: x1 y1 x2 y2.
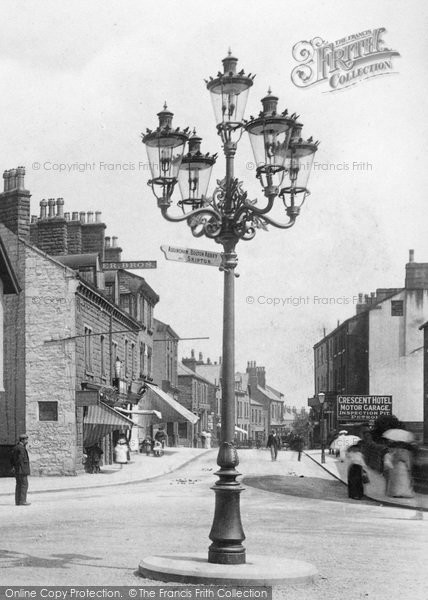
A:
243 475 380 506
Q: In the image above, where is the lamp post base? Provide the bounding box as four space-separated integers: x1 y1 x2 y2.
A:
139 553 318 585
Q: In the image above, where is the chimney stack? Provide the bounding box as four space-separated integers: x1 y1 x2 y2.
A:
0 166 31 238
81 209 106 261
104 235 122 263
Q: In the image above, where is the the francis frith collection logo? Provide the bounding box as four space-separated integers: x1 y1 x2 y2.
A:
291 28 400 92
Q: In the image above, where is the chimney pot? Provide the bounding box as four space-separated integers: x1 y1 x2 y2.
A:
105 236 111 248
40 199 48 219
199 352 203 362
56 198 64 218
112 236 117 248
16 166 25 190
9 169 17 191
48 198 55 218
191 349 195 359
31 215 38 223
79 212 86 224
409 249 415 263
95 211 102 223
64 212 70 221
72 211 79 221
87 211 94 223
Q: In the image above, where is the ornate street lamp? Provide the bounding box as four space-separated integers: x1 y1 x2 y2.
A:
318 392 326 464
142 51 319 566
177 131 217 211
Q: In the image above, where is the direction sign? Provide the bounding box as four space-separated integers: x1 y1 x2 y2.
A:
103 261 157 270
161 245 222 267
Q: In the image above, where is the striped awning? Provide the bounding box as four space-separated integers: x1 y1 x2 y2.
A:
142 384 199 425
83 401 135 447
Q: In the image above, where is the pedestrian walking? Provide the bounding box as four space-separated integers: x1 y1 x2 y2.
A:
385 445 414 498
10 434 31 506
296 435 304 461
266 431 280 461
346 443 369 500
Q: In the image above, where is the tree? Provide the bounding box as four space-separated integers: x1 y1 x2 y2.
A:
292 411 310 438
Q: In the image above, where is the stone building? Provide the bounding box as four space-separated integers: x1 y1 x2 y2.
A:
242 361 285 437
311 251 428 441
177 360 216 444
0 167 160 475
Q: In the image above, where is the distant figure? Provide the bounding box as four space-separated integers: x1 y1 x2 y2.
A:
266 431 280 461
346 443 368 500
385 446 414 498
11 434 31 506
153 440 163 457
141 437 153 456
296 435 304 461
155 429 167 449
87 444 103 474
114 438 129 468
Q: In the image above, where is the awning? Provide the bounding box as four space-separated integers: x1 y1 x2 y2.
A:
142 383 199 425
83 401 135 447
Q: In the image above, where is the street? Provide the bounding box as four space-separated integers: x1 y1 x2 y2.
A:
0 449 426 600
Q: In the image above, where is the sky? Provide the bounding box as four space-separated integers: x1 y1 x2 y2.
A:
1 0 427 408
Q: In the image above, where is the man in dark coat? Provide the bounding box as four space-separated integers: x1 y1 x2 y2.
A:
266 431 280 461
11 434 31 505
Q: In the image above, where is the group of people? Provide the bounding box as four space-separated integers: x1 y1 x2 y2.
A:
141 429 167 457
266 431 304 461
346 442 415 500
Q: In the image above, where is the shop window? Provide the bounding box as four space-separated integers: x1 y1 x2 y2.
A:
39 401 58 421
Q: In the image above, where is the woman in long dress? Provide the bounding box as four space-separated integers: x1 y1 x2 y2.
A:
347 444 368 500
385 446 414 498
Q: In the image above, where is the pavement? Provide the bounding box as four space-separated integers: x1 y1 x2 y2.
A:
0 447 211 496
304 449 428 511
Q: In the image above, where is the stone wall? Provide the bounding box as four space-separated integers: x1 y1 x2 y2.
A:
24 243 78 476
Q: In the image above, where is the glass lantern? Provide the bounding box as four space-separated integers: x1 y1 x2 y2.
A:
142 104 189 201
178 131 217 211
206 51 255 139
245 90 296 194
281 124 319 212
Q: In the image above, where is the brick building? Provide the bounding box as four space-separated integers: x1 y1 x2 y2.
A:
0 167 160 475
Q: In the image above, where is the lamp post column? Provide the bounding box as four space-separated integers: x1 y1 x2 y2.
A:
208 139 246 565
